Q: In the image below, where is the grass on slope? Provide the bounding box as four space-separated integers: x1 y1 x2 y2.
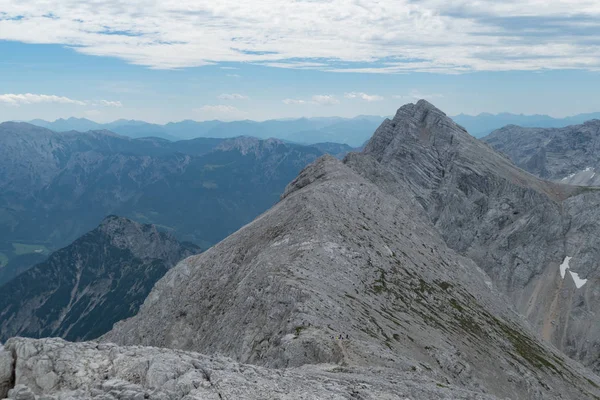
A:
12 243 50 256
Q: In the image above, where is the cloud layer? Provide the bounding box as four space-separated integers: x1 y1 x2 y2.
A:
283 95 340 106
1 1 600 72
0 93 121 107
345 92 384 102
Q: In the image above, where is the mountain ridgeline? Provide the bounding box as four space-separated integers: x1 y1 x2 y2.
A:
483 120 600 186
0 216 198 342
0 122 335 283
28 116 385 146
100 101 600 399
1 102 600 400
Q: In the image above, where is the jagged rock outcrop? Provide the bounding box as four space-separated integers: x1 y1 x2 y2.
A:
0 216 199 342
482 120 600 185
0 337 507 400
105 110 600 398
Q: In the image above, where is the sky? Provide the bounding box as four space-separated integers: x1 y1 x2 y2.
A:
0 0 599 123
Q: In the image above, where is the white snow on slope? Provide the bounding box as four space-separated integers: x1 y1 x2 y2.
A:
559 256 588 288
560 256 572 279
569 271 588 289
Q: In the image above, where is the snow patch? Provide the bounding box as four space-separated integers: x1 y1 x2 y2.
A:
569 271 588 289
559 256 588 289
559 256 571 279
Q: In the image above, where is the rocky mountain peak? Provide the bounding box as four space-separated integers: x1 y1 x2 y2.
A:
363 99 470 164
393 99 448 123
0 216 199 342
96 215 184 263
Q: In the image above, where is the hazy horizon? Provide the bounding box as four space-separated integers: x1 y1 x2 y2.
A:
4 106 600 126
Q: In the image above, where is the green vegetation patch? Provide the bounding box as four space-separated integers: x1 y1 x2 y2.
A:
12 243 49 256
0 252 8 268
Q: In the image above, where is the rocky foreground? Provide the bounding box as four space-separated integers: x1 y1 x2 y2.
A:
0 338 501 400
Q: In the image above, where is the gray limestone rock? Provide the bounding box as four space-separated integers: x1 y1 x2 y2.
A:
482 120 600 185
105 113 600 399
1 337 503 400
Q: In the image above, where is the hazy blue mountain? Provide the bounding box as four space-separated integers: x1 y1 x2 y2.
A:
29 117 102 132
26 115 385 146
0 122 327 278
311 142 356 159
0 215 199 342
453 112 600 137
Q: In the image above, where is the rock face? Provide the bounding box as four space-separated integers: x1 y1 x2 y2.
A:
104 104 600 399
482 120 600 185
349 102 600 373
0 216 199 342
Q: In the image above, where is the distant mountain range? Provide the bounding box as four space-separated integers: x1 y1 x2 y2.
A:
483 120 600 186
0 122 340 282
453 111 600 137
26 115 385 147
23 111 600 144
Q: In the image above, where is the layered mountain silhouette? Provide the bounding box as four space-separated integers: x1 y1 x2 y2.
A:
0 216 198 342
0 122 327 282
483 120 600 186
27 116 385 146
454 111 600 137
2 101 600 400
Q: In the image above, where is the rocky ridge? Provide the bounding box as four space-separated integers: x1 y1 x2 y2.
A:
0 216 199 342
482 120 600 185
347 101 600 373
105 104 600 398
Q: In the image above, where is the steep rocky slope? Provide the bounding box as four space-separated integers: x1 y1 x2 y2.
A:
482 120 600 185
0 216 198 342
347 101 600 373
105 123 600 398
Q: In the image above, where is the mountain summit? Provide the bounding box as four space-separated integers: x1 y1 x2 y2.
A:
103 101 600 399
1 101 600 400
0 216 199 342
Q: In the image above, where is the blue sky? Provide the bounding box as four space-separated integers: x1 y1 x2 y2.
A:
1 1 600 123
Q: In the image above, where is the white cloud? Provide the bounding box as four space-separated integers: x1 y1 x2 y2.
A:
345 92 384 102
0 93 86 106
311 95 339 105
218 93 248 100
283 99 307 105
98 100 123 107
195 104 247 120
1 1 600 72
394 90 444 101
283 95 339 106
0 93 124 108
